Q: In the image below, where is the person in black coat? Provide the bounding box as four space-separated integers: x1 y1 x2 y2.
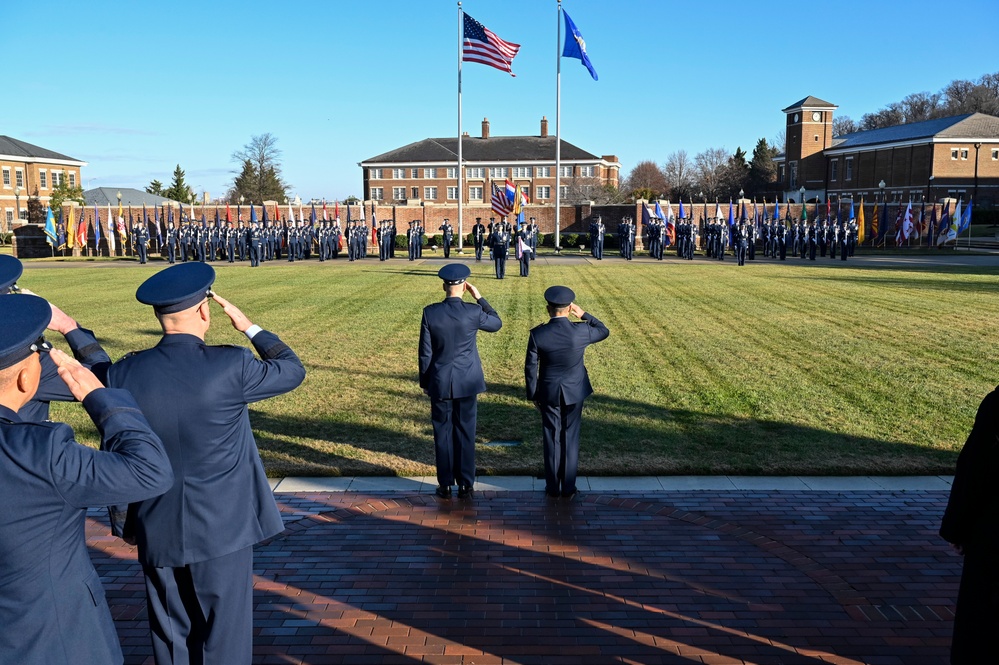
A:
940 386 999 664
419 264 502 498
93 262 306 665
525 286 609 498
0 295 174 665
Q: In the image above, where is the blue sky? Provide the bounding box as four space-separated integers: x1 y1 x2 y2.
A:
6 0 995 201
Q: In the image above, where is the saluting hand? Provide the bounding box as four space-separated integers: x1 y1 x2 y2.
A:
464 282 482 300
47 302 80 335
209 293 252 332
50 349 104 402
568 303 585 319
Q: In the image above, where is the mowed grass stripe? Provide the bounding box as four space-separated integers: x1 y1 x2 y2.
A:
23 257 997 476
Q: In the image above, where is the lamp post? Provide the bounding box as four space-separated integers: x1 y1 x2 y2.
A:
973 142 981 205
14 186 21 228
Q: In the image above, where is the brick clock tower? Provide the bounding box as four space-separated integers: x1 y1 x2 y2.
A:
781 96 836 203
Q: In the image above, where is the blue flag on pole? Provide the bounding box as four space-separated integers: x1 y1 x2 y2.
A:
957 198 973 233
561 9 597 80
44 207 57 247
93 204 101 248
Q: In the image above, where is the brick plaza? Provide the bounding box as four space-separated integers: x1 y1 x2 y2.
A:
88 480 959 664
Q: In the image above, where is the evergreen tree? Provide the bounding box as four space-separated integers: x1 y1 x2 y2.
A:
747 138 779 198
145 179 165 196
163 165 194 203
228 134 289 203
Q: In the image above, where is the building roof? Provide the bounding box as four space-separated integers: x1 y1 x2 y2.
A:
782 96 837 113
362 136 604 164
84 187 180 207
830 113 999 149
0 136 85 164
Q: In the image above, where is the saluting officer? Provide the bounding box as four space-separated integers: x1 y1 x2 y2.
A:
472 217 486 261
94 263 306 665
419 264 502 499
439 218 454 258
525 286 609 498
0 294 174 665
489 217 510 279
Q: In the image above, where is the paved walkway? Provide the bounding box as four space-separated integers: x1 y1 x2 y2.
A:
87 477 959 664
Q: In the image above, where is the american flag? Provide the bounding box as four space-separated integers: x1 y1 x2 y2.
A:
463 13 520 77
491 183 513 217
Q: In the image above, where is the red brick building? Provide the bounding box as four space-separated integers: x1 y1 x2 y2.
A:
359 117 620 207
775 96 999 207
0 136 87 230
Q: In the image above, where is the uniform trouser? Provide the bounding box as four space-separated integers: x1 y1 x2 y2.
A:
143 546 253 665
168 245 176 263
520 254 530 276
250 244 260 267
841 244 848 261
494 255 506 279
443 242 451 258
950 545 999 664
540 398 584 495
430 395 477 488
475 241 483 260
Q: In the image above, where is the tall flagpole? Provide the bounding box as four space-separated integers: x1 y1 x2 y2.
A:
555 0 562 251
457 2 464 252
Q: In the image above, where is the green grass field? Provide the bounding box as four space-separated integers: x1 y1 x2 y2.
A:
21 253 999 477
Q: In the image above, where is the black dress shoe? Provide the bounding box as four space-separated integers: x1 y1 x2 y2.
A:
545 489 561 498
561 489 578 499
457 485 473 499
435 485 452 499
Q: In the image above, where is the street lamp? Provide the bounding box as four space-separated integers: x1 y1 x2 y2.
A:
879 180 886 205
799 186 805 205
14 186 21 226
973 142 982 204
739 189 744 200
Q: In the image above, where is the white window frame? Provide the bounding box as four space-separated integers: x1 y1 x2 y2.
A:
536 186 550 200
992 148 999 160
69 173 76 188
446 167 458 178
51 171 62 187
392 186 406 200
2 168 9 187
960 149 969 160
15 169 24 188
5 209 12 226
468 186 483 200
488 167 508 178
535 166 551 177
392 168 405 179
424 168 436 179
370 168 384 179
830 159 838 182
370 187 384 200
39 170 47 189
424 186 437 200
411 168 419 178
789 162 798 189
845 157 853 181
558 166 573 177
512 166 530 178
579 165 594 177
446 186 458 200
466 167 484 179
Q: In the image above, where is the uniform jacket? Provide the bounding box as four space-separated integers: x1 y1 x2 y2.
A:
97 330 305 567
419 297 501 400
525 314 610 405
941 387 999 550
0 390 173 665
20 326 110 423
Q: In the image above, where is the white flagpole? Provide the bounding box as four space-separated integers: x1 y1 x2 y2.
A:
555 0 562 251
457 2 464 253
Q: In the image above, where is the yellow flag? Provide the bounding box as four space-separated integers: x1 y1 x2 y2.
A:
66 205 75 249
857 197 865 245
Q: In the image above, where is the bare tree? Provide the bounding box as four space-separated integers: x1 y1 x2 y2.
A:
772 129 786 155
663 150 695 201
230 133 289 203
693 147 730 201
833 116 859 136
561 177 605 203
624 160 668 198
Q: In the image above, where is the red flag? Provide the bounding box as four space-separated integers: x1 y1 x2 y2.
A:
226 203 231 223
76 208 87 247
335 200 340 221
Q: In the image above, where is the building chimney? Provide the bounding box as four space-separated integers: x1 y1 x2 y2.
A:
482 117 490 139
541 116 549 138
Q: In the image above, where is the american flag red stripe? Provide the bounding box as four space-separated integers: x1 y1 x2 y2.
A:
491 184 513 218
463 13 520 77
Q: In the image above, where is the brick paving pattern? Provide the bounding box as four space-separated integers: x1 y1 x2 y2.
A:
86 490 958 664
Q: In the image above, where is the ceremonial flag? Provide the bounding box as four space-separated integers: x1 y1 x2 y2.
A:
334 200 340 222
491 183 513 217
310 204 317 225
727 200 735 245
93 204 101 250
848 199 855 222
250 203 258 224
678 199 686 221
957 198 973 233
915 200 925 240
462 12 520 77
288 203 295 224
893 204 904 246
66 206 75 249
936 203 952 246
857 198 865 245
44 206 57 247
225 203 231 224
322 201 328 222
641 201 652 234
346 202 351 223
713 203 722 221
825 197 831 221
57 209 66 250
927 204 937 245
774 201 781 222
870 201 879 245
76 208 87 248
657 201 673 246
561 9 597 80
154 205 162 244
106 203 116 253
800 199 808 222
371 204 377 245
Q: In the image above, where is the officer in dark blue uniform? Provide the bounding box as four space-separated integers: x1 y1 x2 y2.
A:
489 219 510 279
472 217 486 261
93 262 306 665
419 264 502 499
1 255 110 423
525 286 609 498
0 294 174 665
165 221 177 263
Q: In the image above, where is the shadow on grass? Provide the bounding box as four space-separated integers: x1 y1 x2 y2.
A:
249 378 958 477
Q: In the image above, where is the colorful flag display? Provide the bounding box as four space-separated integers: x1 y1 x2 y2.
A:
491 183 513 217
462 13 520 76
561 9 597 80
